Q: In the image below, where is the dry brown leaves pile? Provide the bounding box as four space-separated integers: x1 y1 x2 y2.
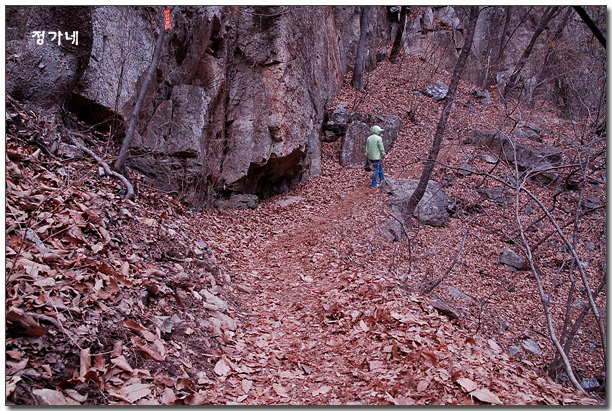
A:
5 52 604 405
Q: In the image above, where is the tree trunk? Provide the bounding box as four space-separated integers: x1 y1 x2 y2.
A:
114 7 171 172
573 6 606 49
351 6 372 92
504 6 559 97
403 6 480 221
389 6 408 63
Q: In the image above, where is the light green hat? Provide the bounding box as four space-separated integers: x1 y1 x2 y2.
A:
371 125 384 135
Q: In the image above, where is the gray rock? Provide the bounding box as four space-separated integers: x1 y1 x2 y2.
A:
522 338 541 355
216 194 259 210
458 163 473 176
508 346 521 357
199 288 228 312
59 6 392 207
481 154 499 164
582 196 601 210
476 186 512 207
325 103 350 135
465 129 562 184
340 113 401 168
501 321 510 330
515 122 543 143
444 285 473 302
472 89 492 106
580 378 600 391
383 178 454 227
525 205 533 216
422 81 449 101
6 6 93 110
572 299 589 310
383 218 403 242
585 241 596 252
276 196 303 207
499 248 525 270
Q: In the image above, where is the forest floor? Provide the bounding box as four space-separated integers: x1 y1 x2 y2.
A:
5 54 605 405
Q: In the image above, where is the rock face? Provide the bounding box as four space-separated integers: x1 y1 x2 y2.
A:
39 6 391 207
340 113 402 168
401 6 605 116
382 178 455 227
6 6 93 111
465 129 562 184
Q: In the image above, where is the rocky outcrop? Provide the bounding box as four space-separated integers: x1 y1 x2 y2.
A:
42 6 391 207
339 113 402 168
465 129 562 184
6 6 93 111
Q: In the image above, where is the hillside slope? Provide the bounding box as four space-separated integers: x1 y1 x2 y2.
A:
5 54 604 405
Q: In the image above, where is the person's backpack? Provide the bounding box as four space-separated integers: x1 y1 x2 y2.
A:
364 158 372 172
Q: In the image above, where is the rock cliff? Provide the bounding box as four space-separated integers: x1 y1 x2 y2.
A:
7 6 391 207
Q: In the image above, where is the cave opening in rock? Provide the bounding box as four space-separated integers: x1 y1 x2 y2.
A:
67 94 126 138
240 148 305 200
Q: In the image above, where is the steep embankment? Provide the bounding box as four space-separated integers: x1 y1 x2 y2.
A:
6 54 603 404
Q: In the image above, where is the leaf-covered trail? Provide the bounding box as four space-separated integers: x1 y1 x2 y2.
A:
213 157 408 404
196 151 576 405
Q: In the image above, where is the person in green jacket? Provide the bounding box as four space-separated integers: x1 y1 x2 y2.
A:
365 125 386 188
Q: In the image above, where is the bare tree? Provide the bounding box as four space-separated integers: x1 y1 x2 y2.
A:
504 6 560 97
114 7 174 172
403 6 480 220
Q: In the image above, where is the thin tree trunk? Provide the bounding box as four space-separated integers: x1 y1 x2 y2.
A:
114 7 172 172
389 6 408 63
351 6 372 91
504 6 559 97
403 6 480 220
573 6 606 49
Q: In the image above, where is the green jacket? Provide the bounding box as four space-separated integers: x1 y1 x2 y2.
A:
365 133 386 161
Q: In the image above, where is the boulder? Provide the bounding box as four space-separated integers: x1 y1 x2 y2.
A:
382 178 454 227
515 122 543 143
465 129 562 182
325 103 351 135
472 89 492 106
422 81 449 101
340 113 401 168
499 248 525 271
522 338 541 355
215 194 259 210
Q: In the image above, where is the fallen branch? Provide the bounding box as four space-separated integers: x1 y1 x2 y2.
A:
420 227 469 294
68 133 134 200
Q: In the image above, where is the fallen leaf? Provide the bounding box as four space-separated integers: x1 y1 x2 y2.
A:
32 389 78 405
161 388 176 405
488 339 502 353
214 357 231 376
6 375 21 397
242 379 253 394
417 380 429 392
313 385 332 396
456 377 478 393
111 355 134 373
273 383 289 397
119 383 152 403
421 348 438 365
359 319 369 332
471 388 503 405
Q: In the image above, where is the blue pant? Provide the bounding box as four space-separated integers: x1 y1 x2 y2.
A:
371 160 385 187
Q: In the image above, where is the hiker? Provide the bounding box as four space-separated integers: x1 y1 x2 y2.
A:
365 125 386 188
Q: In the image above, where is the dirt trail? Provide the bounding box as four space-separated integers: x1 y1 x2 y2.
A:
208 159 420 404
